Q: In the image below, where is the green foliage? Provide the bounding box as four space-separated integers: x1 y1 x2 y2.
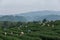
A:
42 18 47 23
0 20 60 40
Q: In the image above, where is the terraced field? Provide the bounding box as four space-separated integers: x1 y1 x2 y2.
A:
0 21 60 40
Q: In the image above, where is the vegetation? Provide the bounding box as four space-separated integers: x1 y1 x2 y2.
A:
0 20 60 40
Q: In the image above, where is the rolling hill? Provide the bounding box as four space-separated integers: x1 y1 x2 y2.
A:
0 15 27 22
34 15 60 21
0 11 60 22
16 11 60 21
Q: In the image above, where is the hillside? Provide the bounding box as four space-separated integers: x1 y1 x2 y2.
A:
0 15 27 22
0 11 60 22
35 15 60 21
17 11 60 21
0 20 60 40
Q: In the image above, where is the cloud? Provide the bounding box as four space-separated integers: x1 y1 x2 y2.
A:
0 0 60 15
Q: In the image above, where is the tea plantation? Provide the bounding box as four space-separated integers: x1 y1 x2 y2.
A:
0 20 60 40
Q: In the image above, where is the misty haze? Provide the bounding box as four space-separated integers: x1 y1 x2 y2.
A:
0 0 60 40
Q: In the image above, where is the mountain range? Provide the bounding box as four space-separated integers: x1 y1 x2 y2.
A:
0 15 27 22
0 11 60 22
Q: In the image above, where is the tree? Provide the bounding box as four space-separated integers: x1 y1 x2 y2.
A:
42 18 47 23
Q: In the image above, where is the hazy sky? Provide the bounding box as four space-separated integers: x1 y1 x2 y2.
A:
0 0 60 15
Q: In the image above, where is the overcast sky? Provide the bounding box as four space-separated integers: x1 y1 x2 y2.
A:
0 0 60 15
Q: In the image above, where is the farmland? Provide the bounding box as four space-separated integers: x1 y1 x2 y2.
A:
0 20 60 40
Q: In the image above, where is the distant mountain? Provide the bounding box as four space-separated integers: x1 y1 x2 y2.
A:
17 10 60 16
0 11 60 22
34 15 60 21
16 11 60 21
0 15 27 22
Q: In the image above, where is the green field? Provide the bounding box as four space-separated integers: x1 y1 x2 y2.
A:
0 20 60 40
